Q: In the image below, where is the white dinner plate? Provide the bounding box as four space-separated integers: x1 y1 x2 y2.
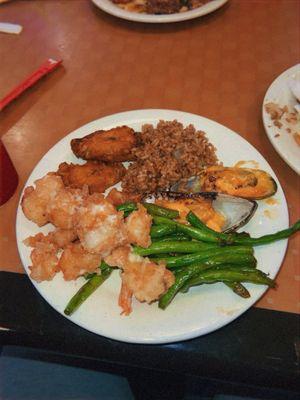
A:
262 64 300 175
91 0 228 23
16 109 288 344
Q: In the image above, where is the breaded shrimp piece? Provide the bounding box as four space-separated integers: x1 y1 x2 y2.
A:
24 229 77 249
58 242 101 281
21 174 64 226
57 161 126 194
105 188 142 206
125 204 152 248
29 241 59 282
70 126 137 162
74 194 127 256
105 246 175 309
47 188 84 229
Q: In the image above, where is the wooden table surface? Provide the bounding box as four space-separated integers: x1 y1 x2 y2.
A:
0 0 299 314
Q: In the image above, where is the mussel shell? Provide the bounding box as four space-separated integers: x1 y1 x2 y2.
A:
170 167 277 200
157 191 258 233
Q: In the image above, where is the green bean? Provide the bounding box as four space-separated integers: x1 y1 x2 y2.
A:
151 233 191 242
133 241 219 256
116 202 138 217
187 212 300 246
159 266 275 310
182 267 276 292
64 262 113 316
179 263 255 292
155 246 254 268
225 282 250 298
150 225 177 238
142 202 179 219
152 215 216 241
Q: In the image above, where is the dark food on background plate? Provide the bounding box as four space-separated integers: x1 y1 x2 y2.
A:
20 119 300 317
111 0 212 14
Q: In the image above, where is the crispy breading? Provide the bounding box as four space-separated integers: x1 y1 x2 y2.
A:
71 126 137 162
125 204 152 248
58 242 101 281
24 229 77 249
57 161 126 194
21 174 65 226
105 246 175 309
105 188 142 206
74 194 128 256
29 241 59 282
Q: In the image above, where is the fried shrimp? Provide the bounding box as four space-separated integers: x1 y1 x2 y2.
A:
24 229 77 249
125 204 152 248
21 174 64 226
105 246 175 313
58 242 101 281
47 188 84 230
70 126 137 162
57 161 126 194
29 241 59 282
74 194 127 256
105 188 142 206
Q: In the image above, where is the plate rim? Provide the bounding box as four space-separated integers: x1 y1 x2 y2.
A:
16 108 289 344
262 63 300 175
91 0 228 23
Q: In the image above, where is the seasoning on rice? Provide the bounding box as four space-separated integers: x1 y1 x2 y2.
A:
121 120 218 194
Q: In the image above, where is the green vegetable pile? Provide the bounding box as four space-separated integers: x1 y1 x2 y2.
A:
64 202 300 316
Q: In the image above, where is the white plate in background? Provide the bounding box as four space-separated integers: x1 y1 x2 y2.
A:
16 109 288 344
92 0 228 23
262 64 300 175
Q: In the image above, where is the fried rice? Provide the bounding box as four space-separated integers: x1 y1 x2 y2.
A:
121 120 218 194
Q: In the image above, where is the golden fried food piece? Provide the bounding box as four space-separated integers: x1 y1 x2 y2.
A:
21 174 64 226
105 246 175 313
29 242 59 282
74 193 128 256
70 126 137 162
47 187 85 230
57 161 126 194
105 188 142 206
125 204 152 248
58 242 102 281
24 229 77 249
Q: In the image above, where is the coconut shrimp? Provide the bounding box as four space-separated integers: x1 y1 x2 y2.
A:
105 246 175 314
29 241 60 282
74 194 127 257
21 174 64 226
58 242 102 281
125 204 152 248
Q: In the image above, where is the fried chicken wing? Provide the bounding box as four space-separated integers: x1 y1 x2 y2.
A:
57 161 125 194
70 126 137 162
